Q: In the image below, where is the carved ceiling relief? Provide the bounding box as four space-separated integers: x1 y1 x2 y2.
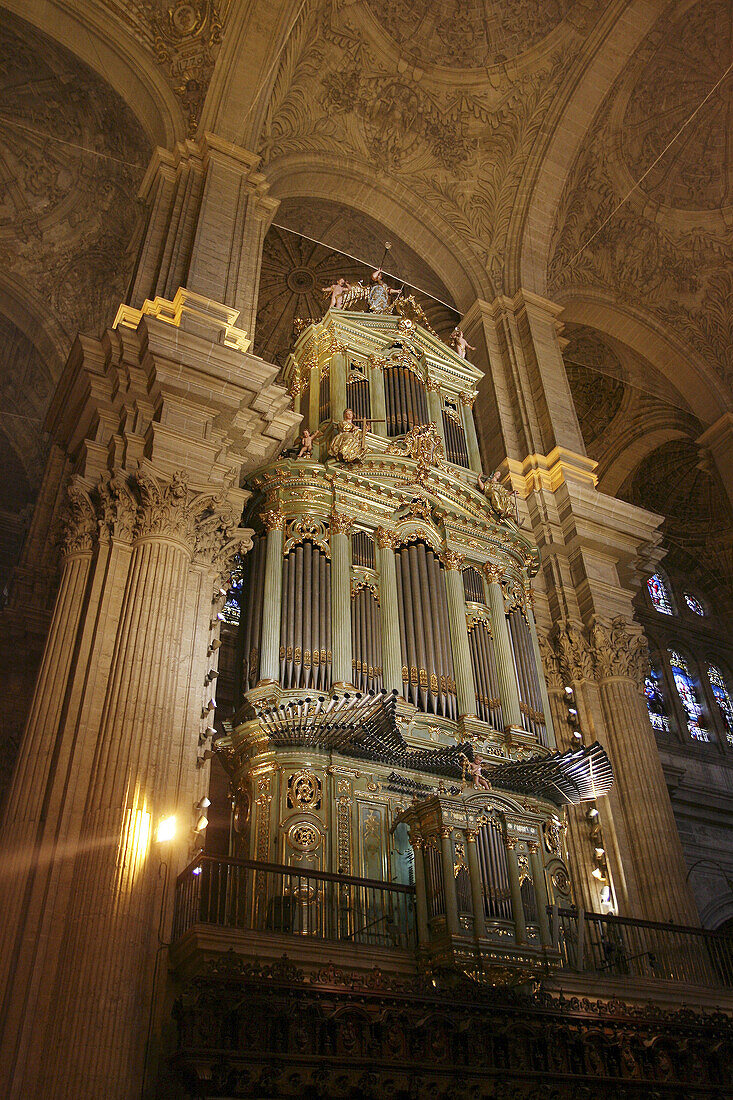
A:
258 0 605 291
99 0 231 134
561 326 626 448
549 0 733 390
0 14 151 342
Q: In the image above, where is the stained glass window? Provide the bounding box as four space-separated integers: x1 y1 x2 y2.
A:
668 648 708 741
647 574 673 615
644 672 670 733
708 664 733 745
684 592 705 616
221 562 244 625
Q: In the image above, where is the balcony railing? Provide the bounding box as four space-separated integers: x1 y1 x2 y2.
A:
173 854 416 951
552 906 733 988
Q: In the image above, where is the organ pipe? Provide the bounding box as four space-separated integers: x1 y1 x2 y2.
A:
507 607 547 744
468 620 503 730
346 376 370 422
396 541 456 718
476 820 512 922
279 540 332 691
442 410 470 467
384 366 428 437
351 586 384 693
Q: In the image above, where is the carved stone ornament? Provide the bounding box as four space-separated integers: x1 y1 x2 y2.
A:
550 620 596 684
60 481 97 557
590 617 651 687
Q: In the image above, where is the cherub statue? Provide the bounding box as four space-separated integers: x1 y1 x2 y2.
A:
451 328 475 360
460 752 492 791
327 408 368 463
478 469 517 522
296 428 322 459
322 277 350 309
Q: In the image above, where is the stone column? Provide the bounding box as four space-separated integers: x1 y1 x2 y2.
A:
460 392 482 472
258 509 285 683
465 828 487 939
369 361 387 439
440 827 460 937
505 839 527 944
377 530 403 694
592 621 699 925
330 513 354 688
529 841 552 947
443 553 476 717
0 485 94 1004
526 600 556 748
412 838 431 948
484 568 522 729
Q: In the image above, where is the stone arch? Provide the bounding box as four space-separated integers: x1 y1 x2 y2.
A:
511 0 663 293
557 292 727 426
2 0 183 147
264 156 492 309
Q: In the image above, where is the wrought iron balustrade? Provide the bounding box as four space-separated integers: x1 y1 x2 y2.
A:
552 906 733 988
173 855 416 951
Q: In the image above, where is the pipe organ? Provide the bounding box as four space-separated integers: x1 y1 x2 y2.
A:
221 304 598 981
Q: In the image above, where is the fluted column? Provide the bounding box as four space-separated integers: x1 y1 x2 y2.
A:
443 553 476 717
330 513 353 688
426 382 445 448
259 509 285 683
369 361 387 438
460 392 482 472
331 351 347 423
484 568 522 728
526 601 556 748
412 838 431 948
465 829 487 940
596 668 699 924
529 841 552 946
377 529 402 693
0 486 94 1004
505 839 527 944
440 827 460 937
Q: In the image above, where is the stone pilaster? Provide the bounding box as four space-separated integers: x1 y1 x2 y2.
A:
377 529 402 694
259 509 285 683
443 553 476 717
484 568 522 729
330 513 354 688
131 134 278 341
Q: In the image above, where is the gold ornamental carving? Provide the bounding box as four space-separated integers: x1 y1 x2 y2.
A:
330 511 355 535
442 549 465 571
459 390 477 408
376 526 398 551
287 821 322 853
387 422 444 486
260 508 285 532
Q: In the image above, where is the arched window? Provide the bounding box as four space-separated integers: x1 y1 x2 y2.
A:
707 664 733 745
684 592 705 616
644 669 670 733
668 648 708 742
647 574 673 615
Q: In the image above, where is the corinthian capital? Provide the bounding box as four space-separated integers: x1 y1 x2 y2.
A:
260 508 285 532
550 620 595 684
133 470 190 542
330 511 354 535
591 617 650 687
97 473 136 543
60 481 97 556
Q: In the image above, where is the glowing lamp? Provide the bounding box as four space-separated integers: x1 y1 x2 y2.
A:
156 815 177 844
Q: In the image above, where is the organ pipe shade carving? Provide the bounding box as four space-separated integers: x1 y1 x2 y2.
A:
463 566 485 604
442 410 469 467
319 369 330 424
384 365 428 437
507 607 547 744
351 586 383 692
352 530 375 569
395 540 457 718
239 533 266 690
280 539 332 690
346 375 370 422
468 619 504 729
477 820 513 921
